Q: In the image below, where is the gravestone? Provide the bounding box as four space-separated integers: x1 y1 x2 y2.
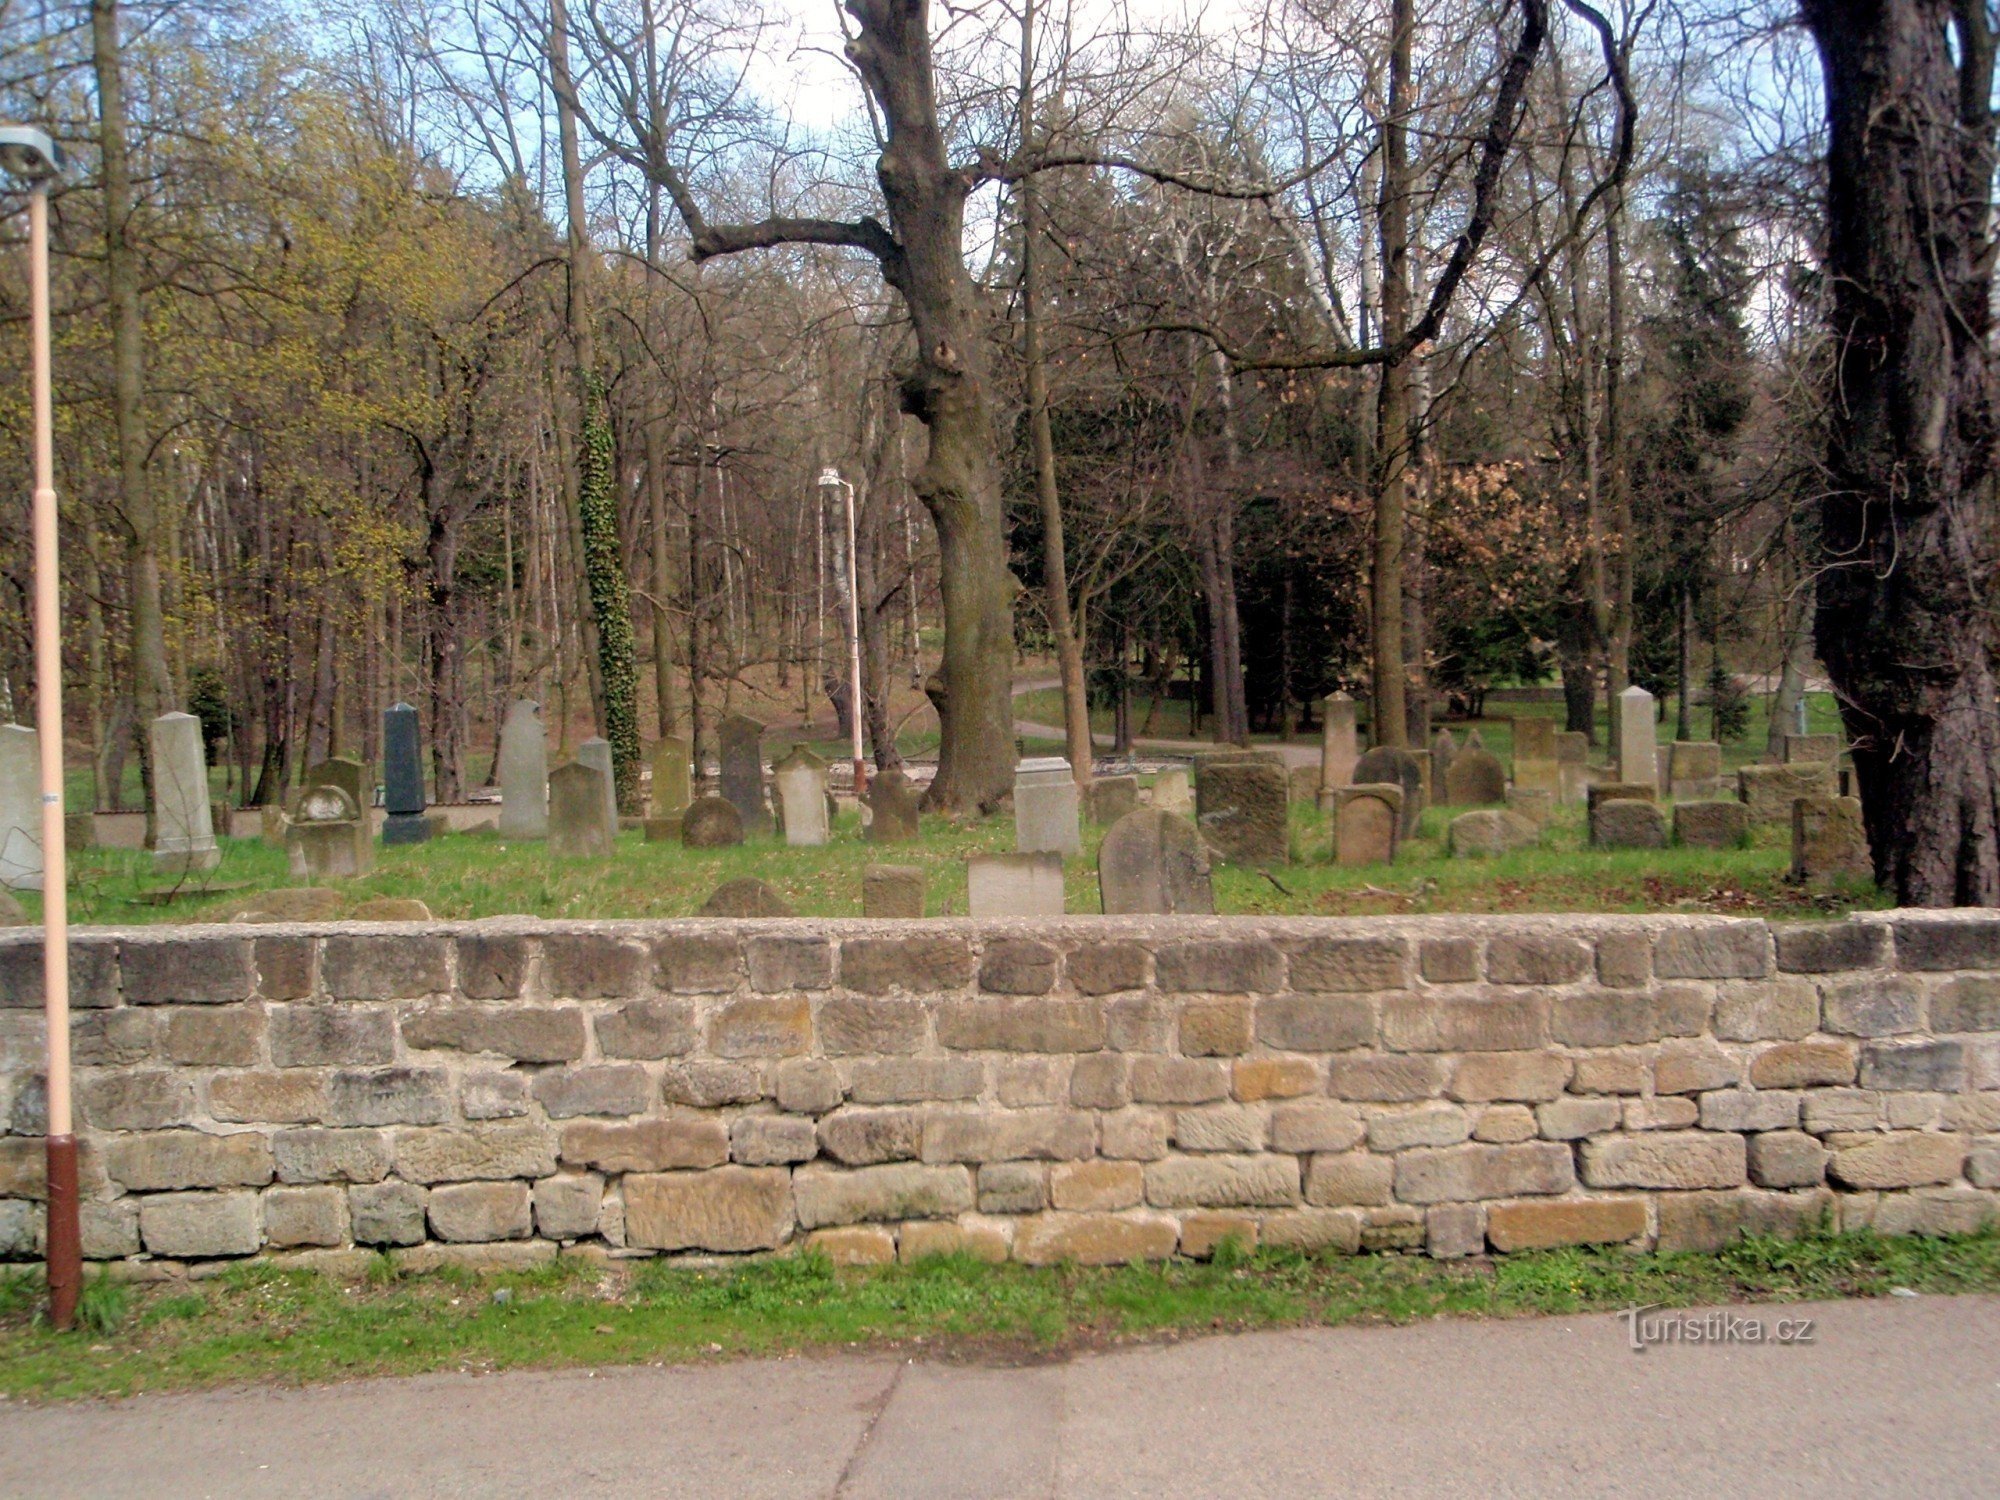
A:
1086 774 1140 826
290 784 366 881
1288 764 1321 804
1667 741 1724 801
649 736 691 822
382 703 429 846
1615 685 1659 791
863 865 925 918
1586 782 1656 812
1429 728 1458 803
681 794 745 848
1791 795 1873 886
1014 757 1082 856
1783 734 1841 767
151 711 221 874
1674 800 1749 850
1591 797 1667 850
496 700 549 840
701 877 794 917
1333 785 1401 867
1555 732 1589 804
1351 746 1426 837
967 852 1065 916
1317 691 1359 808
1512 718 1560 796
1738 763 1832 824
864 768 921 843
1448 809 1538 859
548 761 614 858
775 746 831 847
351 897 432 922
718 714 771 836
0 724 41 890
1195 758 1289 866
1444 746 1507 807
1505 788 1553 827
302 755 373 875
1151 766 1193 815
64 811 94 850
259 803 287 849
1098 808 1213 915
577 737 619 832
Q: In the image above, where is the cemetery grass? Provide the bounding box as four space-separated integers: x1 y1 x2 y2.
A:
0 1226 1995 1401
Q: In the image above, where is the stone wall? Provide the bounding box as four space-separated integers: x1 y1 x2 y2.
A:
2 913 1996 1272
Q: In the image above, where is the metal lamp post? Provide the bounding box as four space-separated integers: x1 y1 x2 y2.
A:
1 124 78 1330
818 468 867 796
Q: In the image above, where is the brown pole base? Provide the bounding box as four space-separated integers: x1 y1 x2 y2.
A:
45 1134 81 1332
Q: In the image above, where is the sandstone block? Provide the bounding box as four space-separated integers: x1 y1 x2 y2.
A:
1050 1160 1143 1211
1070 1054 1132 1109
1485 936 1590 986
1012 1211 1178 1265
1750 1041 1858 1089
1419 938 1479 985
1474 1104 1539 1143
536 934 649 999
1382 993 1546 1053
264 1185 348 1248
81 1200 138 1260
1865 1189 1998 1237
839 937 973 994
1654 924 1769 980
818 1108 922 1165
1174 1103 1269 1153
1892 918 2000 971
921 1108 1095 1164
273 1127 391 1185
1100 1108 1171 1160
1066 942 1150 995
1328 1054 1444 1102
1622 1097 1699 1131
140 1191 262 1258
1580 1132 1747 1190
122 936 255 1005
1448 1051 1570 1103
1859 1040 1967 1092
455 935 527 1000
265 1005 397 1069
937 999 1103 1053
1827 1132 1965 1189
745 935 834 994
1570 1052 1649 1095
560 1116 729 1173
1255 995 1375 1053
1747 1131 1828 1189
1485 1197 1647 1251
531 1065 652 1119
1283 937 1410 992
1259 1208 1363 1253
804 1225 896 1265
1130 1056 1229 1105
793 1163 973 1228
461 1072 530 1121
1366 1104 1471 1152
1932 976 2000 1033
731 1114 819 1166
1673 800 1748 850
1231 1056 1318 1101
1360 1206 1428 1251
650 934 744 994
659 1061 765 1107
1180 1000 1252 1056
321 935 449 999
708 996 812 1057
394 1124 556 1183
1426 1203 1486 1259
1537 1098 1623 1140
425 1181 532 1242
348 1181 428 1246
1594 932 1652 990
1299 1150 1394 1208
533 1173 604 1240
978 1161 1048 1213
1820 976 1922 1036
1270 1099 1364 1154
1155 941 1283 994
107 1130 272 1192
1654 1039 1741 1095
772 1058 843 1116
163 1007 264 1067
1144 1152 1300 1208
407 1003 592 1064
1178 1210 1260 1258
208 1071 326 1124
1553 987 1710 1047
1774 922 1889 974
79 1069 194 1131
1714 979 1819 1042
1105 996 1174 1052
817 998 927 1057
624 1167 794 1251
594 1000 697 1059
845 1059 981 1105
1393 1142 1573 1204
1698 1089 1800 1132
1802 1089 1883 1133
979 940 1059 996
1655 1189 1830 1253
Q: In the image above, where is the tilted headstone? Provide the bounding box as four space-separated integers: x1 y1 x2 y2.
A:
1443 746 1507 807
1512 718 1560 796
290 783 366 880
1429 728 1458 804
967 851 1065 916
1667 741 1724 801
382 703 430 846
681 794 744 848
1448 809 1538 859
1591 797 1667 850
1351 746 1426 837
1615 685 1659 791
1738 763 1833 824
0 724 42 890
649 736 692 821
1151 766 1193 815
151 711 221 874
1086 774 1140 826
496 700 549 840
1098 808 1213 915
1791 795 1874 887
577 736 619 835
864 767 921 843
775 746 831 847
718 713 771 836
701 877 794 917
1014 756 1081 856
548 761 614 858
1333 784 1401 867
1674 800 1749 850
1554 731 1589 805
863 864 925 918
1195 758 1289 866
1317 691 1359 808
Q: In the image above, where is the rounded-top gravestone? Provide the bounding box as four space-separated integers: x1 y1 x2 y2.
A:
682 794 746 849
1351 746 1425 836
1098 808 1213 915
701 877 795 917
1443 746 1507 807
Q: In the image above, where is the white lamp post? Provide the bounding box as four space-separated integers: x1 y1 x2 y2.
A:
1 124 78 1331
817 468 867 795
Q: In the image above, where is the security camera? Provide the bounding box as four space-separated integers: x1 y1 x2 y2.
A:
0 126 63 186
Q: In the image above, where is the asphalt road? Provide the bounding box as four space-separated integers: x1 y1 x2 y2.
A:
2 1294 1994 1498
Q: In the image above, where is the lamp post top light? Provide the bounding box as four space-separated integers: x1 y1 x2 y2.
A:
0 125 63 186
818 466 844 489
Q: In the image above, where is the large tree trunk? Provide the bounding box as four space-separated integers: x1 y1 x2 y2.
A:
1803 0 2000 903
1371 0 1414 749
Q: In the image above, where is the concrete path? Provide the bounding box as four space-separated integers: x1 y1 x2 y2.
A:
3 1294 1995 1497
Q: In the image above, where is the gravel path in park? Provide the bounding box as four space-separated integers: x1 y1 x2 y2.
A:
3 1293 1993 1497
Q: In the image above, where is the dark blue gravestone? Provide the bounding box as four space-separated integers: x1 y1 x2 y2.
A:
382 702 430 845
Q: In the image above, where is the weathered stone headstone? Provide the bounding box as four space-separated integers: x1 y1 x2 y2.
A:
1333 785 1401 867
1674 800 1749 850
1792 795 1873 886
1555 731 1589 804
1351 746 1426 836
1615 685 1659 791
648 736 691 822
1429 727 1458 802
290 784 367 880
1151 766 1193 815
496 700 549 840
226 887 345 923
1506 788 1553 827
718 713 771 836
1086 774 1140 826
967 851 1065 916
302 755 374 872
0 724 42 890
1014 757 1082 856
1512 718 1560 796
1098 808 1213 915
863 864 925 918
1586 782 1656 812
1317 691 1359 808
382 703 429 846
1444 746 1507 807
1667 741 1724 801
1195 758 1289 866
1448 809 1538 859
351 896 434 922
64 811 94 850
863 768 921 843
1591 797 1667 850
1288 764 1321 803
701 877 794 917
151 711 221 874
774 746 831 847
1782 733 1841 767
1738 763 1832 824
681 794 745 848
548 761 614 858
575 736 619 834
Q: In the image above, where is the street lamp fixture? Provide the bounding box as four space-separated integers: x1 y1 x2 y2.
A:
817 468 867 797
2 122 77 1331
